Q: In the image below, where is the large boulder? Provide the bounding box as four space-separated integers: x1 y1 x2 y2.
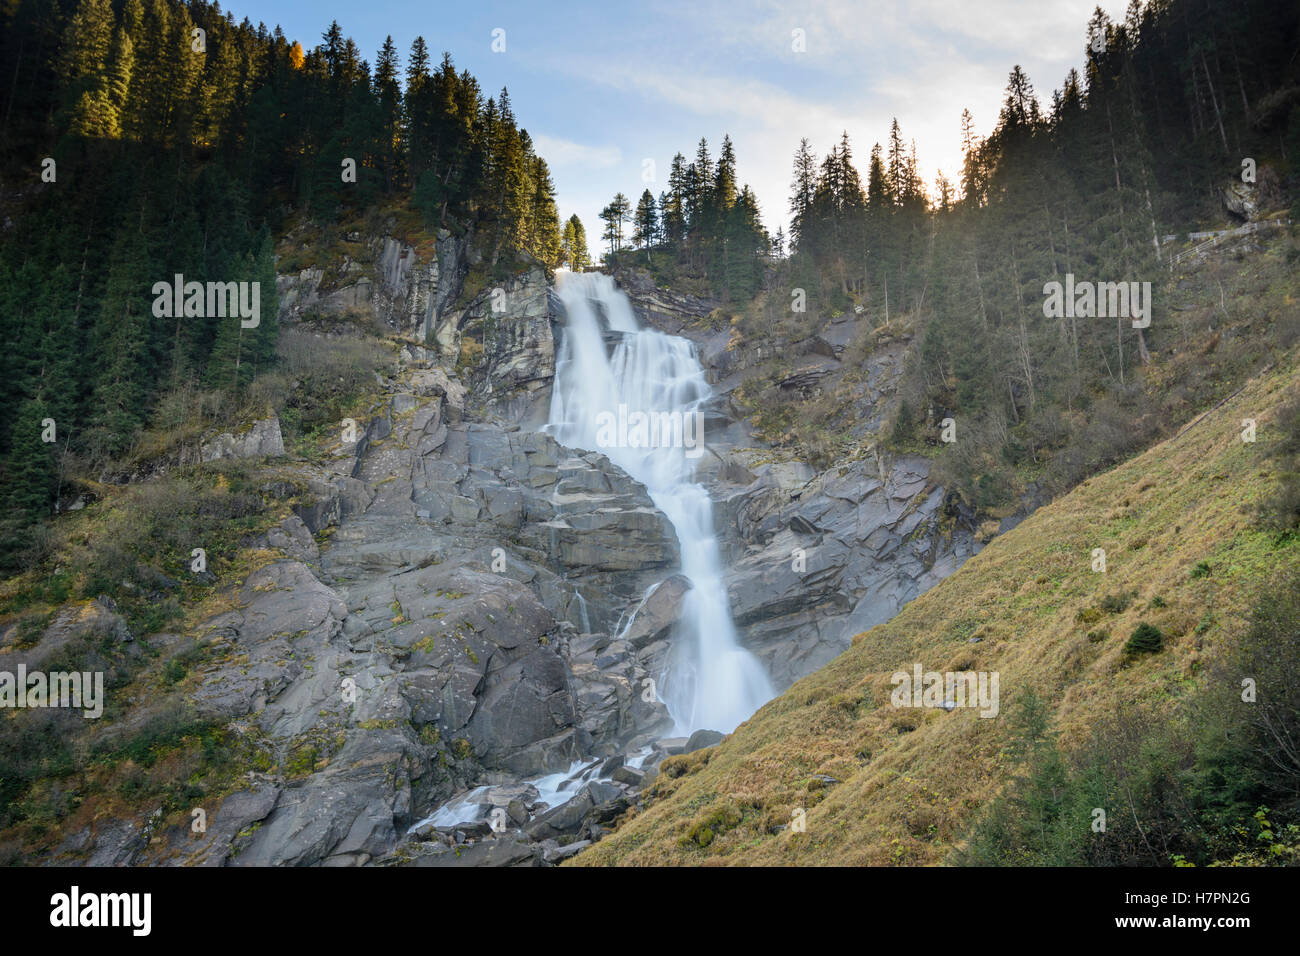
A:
3 597 134 674
622 574 691 649
199 416 285 462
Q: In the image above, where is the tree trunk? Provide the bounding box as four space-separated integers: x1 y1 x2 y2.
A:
1010 247 1036 410
1201 50 1229 153
1 37 23 142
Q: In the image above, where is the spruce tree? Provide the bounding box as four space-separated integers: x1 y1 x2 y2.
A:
633 189 658 260
374 36 403 191
5 398 57 520
599 192 631 255
89 219 153 459
789 137 817 251
663 153 687 244
561 215 590 270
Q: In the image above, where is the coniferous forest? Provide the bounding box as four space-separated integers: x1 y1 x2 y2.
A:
601 0 1300 503
0 0 564 567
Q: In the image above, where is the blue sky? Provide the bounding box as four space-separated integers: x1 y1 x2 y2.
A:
229 0 1134 239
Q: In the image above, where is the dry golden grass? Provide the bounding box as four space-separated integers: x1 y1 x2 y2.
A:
572 357 1300 866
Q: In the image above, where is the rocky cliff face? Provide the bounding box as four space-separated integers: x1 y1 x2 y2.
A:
278 225 558 429
277 231 463 341
712 452 977 689
42 238 982 867
611 266 980 690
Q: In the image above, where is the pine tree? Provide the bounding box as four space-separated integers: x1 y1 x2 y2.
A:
526 155 562 266
1000 65 1040 129
960 108 986 207
404 36 432 176
4 398 57 520
250 231 279 375
663 153 688 245
60 0 120 137
865 142 893 306
715 134 737 210
374 35 403 191
721 186 766 300
886 119 908 206
89 217 153 459
633 188 658 259
599 192 631 255
561 215 591 271
789 137 817 250
58 0 114 87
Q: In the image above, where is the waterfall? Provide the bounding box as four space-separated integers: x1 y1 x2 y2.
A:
573 590 591 634
547 272 773 734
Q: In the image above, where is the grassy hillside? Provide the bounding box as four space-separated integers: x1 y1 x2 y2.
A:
573 355 1300 866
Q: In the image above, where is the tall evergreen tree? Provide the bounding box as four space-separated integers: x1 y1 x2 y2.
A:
633 188 659 259
4 398 57 520
789 137 817 250
373 35 403 191
561 214 590 271
599 192 631 254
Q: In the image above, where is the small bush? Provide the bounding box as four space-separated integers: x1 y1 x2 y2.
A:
162 658 188 685
1100 590 1138 614
680 802 744 848
1123 622 1164 659
90 702 215 769
891 401 916 446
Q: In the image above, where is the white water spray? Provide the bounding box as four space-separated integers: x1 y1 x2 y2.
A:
547 272 773 734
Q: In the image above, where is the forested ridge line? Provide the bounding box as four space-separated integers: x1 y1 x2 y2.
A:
0 0 580 569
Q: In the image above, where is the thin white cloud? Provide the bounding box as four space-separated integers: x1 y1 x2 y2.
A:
703 0 1118 63
539 0 1136 235
532 134 623 170
569 59 850 132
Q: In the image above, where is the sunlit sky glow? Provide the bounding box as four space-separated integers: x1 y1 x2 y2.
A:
230 0 1134 239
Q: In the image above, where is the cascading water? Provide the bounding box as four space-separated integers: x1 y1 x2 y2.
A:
407 272 774 833
573 590 591 634
547 272 774 734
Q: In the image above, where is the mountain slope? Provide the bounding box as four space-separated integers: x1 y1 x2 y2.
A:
572 355 1300 866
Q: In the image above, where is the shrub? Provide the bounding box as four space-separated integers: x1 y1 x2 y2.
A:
891 400 916 446
0 711 77 828
1123 622 1164 659
1101 590 1138 614
680 802 744 848
1221 563 1300 794
276 327 394 448
162 658 188 685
